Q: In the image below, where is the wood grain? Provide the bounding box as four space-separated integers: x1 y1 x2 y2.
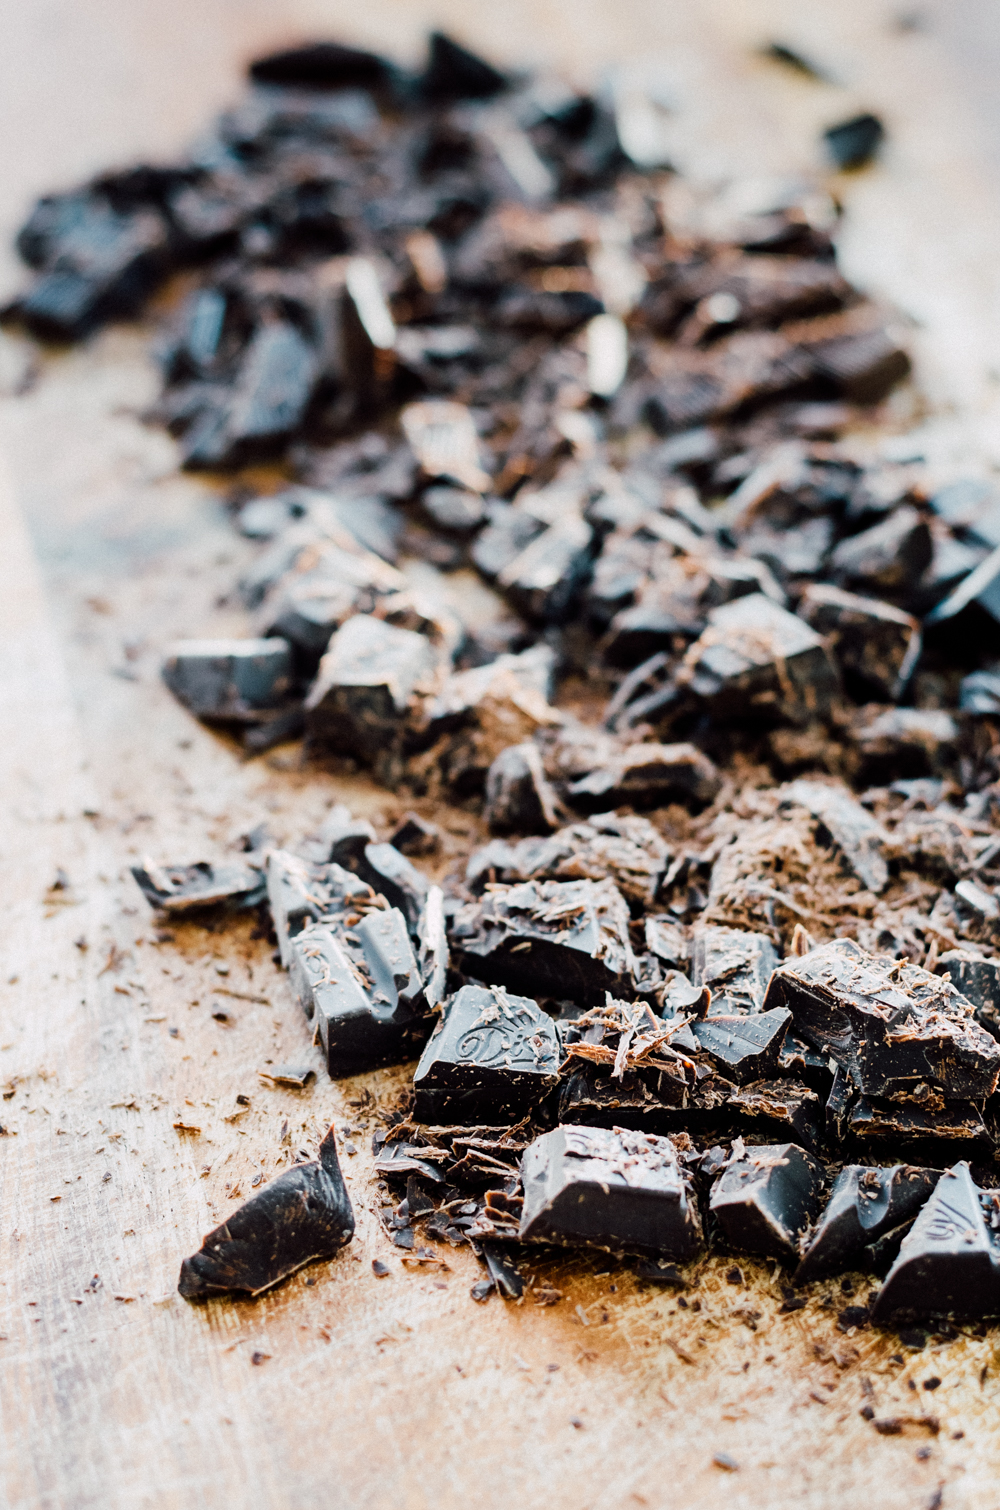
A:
3 3 1000 1507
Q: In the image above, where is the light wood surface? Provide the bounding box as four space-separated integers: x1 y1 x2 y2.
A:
4 4 1000 1507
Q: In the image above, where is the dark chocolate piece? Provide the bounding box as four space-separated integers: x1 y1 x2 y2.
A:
481 1242 524 1299
823 113 885 170
849 707 960 783
420 31 508 100
249 42 391 89
726 1079 822 1149
162 637 293 722
450 877 637 1005
330 840 431 934
289 909 432 1076
778 1029 832 1092
131 858 265 913
305 614 437 763
794 1165 940 1284
798 583 920 702
829 506 931 596
466 812 668 910
872 1163 1000 1323
848 1096 988 1146
266 848 374 966
178 1125 354 1298
567 741 720 811
257 1065 317 1089
710 1142 823 1260
937 949 1000 1041
763 937 1000 1100
421 486 487 535
783 780 889 894
519 1124 702 1259
413 984 559 1123
692 926 778 1015
484 742 561 834
389 813 441 857
690 1008 792 1083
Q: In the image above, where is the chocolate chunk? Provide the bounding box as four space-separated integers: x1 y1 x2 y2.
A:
289 909 432 1076
471 505 546 581
421 486 487 534
389 812 441 856
416 885 450 1009
710 1143 823 1260
262 538 405 666
257 1065 316 1089
266 848 373 965
332 841 431 934
305 614 437 763
519 1123 702 1259
778 1029 831 1091
162 637 293 723
131 858 265 913
413 983 560 1122
823 113 885 171
467 811 668 909
496 513 593 624
482 1242 524 1299
420 31 508 101
936 950 1000 1041
798 584 921 702
178 1125 354 1298
848 1096 988 1147
872 1163 1000 1323
567 741 720 811
484 742 561 834
402 399 492 494
829 507 932 597
451 877 637 1004
763 938 1000 1100
248 41 392 89
184 321 318 469
925 541 1000 637
794 1165 940 1284
693 926 779 1015
783 780 889 893
808 325 911 405
727 1080 822 1149
850 707 960 783
690 1008 792 1083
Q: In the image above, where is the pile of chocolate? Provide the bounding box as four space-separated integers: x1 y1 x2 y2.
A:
18 32 1000 1323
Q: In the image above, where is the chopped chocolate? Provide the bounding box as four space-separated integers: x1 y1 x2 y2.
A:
783 780 889 893
692 926 779 1015
132 858 265 913
248 41 393 90
794 1165 940 1284
849 707 960 783
466 812 669 909
823 113 885 171
872 1163 1000 1323
414 984 559 1123
763 938 1000 1100
266 848 373 965
257 1065 317 1089
519 1124 702 1259
484 742 561 834
936 950 1000 1041
162 637 294 722
727 1079 822 1149
178 1125 354 1298
798 584 921 702
690 1008 792 1083
829 507 932 597
305 614 438 764
710 1142 823 1260
567 741 720 811
450 877 637 1003
389 812 441 857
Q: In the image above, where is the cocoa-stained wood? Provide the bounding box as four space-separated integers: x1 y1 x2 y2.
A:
2 4 1000 1508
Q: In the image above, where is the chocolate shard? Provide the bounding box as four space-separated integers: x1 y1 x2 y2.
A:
417 885 450 1009
925 540 1000 635
829 506 932 596
710 1142 824 1260
450 877 637 1004
496 512 594 624
289 910 432 1076
936 949 1000 1042
413 983 560 1122
668 594 837 730
798 583 921 702
389 812 441 857
132 857 265 913
567 741 721 811
763 937 1000 1100
519 1123 702 1259
177 1125 354 1299
332 840 431 934
484 741 561 834
727 1079 822 1149
808 324 910 405
162 637 294 723
778 1029 833 1093
248 42 392 90
848 1096 988 1147
467 811 668 910
420 31 508 101
794 1165 941 1285
690 1008 792 1083
261 538 405 667
872 1163 1000 1324
693 926 779 1015
304 614 437 763
849 706 960 783
783 779 889 893
184 321 319 469
823 112 885 171
266 848 374 966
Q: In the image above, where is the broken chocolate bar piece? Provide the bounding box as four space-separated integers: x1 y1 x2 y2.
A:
848 1096 988 1146
451 877 637 1004
763 938 1000 1100
823 112 884 171
783 779 889 893
162 637 293 722
413 984 559 1122
305 614 437 763
484 742 560 834
467 812 668 909
850 707 960 783
289 910 432 1076
727 1079 822 1149
693 926 778 1015
389 812 441 856
266 849 374 966
132 857 265 913
829 506 931 596
178 1125 354 1299
329 840 431 934
567 741 720 811
690 1008 792 1083
710 1143 823 1260
794 1165 940 1285
248 40 393 89
519 1124 702 1259
936 949 1000 1041
872 1163 1000 1323
798 583 920 703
